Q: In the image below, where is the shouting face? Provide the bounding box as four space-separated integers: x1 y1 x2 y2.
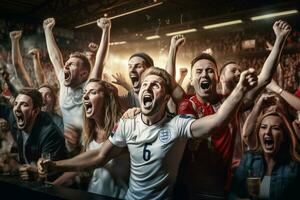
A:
221 63 241 92
128 56 148 94
139 74 169 116
63 57 88 87
38 87 55 113
83 82 105 120
190 59 218 99
13 94 38 132
259 115 284 156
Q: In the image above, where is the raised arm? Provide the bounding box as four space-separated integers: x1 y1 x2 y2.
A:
28 48 47 86
244 20 291 105
89 18 111 79
178 67 188 86
191 69 258 138
242 93 276 149
85 42 99 67
10 31 33 87
267 80 300 111
112 72 132 91
43 18 64 77
38 140 124 175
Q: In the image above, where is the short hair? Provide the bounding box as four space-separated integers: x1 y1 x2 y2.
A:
129 52 154 68
191 53 217 70
141 67 172 95
69 52 91 72
38 84 57 108
18 88 43 109
220 61 238 76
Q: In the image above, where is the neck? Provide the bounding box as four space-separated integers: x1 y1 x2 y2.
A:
196 91 219 105
264 153 275 175
221 85 232 96
94 119 107 142
141 108 165 126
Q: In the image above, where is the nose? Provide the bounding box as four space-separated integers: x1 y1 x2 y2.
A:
64 64 70 70
83 92 89 101
14 103 21 111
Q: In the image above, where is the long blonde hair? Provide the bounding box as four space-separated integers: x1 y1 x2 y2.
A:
252 107 300 162
82 79 122 151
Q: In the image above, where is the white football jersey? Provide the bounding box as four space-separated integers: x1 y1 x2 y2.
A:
109 113 195 200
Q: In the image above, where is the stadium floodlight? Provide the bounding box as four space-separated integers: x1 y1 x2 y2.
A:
251 10 298 21
165 28 197 36
203 20 243 29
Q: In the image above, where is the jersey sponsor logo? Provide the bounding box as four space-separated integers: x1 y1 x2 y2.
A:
159 129 171 143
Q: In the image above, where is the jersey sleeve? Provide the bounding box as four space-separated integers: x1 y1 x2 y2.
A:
173 115 196 139
109 118 127 148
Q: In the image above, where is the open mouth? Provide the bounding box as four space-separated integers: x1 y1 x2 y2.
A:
200 80 211 90
15 112 25 128
142 94 153 109
84 102 93 115
64 71 71 81
264 136 274 150
130 74 140 88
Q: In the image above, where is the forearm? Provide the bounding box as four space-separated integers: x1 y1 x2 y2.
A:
191 85 245 138
33 56 47 85
44 30 63 75
91 28 110 79
11 40 33 87
165 45 178 77
52 172 78 186
170 78 186 104
280 90 300 111
242 102 262 148
245 37 286 102
177 75 186 86
55 149 106 172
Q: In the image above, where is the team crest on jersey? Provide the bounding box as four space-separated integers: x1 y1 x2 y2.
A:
159 129 171 143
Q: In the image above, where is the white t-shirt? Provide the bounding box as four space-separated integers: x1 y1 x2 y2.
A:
58 71 86 134
109 113 195 200
87 140 130 199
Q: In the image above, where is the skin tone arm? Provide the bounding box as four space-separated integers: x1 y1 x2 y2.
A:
243 20 291 106
52 172 78 186
85 42 99 67
112 72 132 91
165 35 186 104
267 80 300 111
10 31 34 87
38 141 124 175
28 48 47 86
89 18 111 79
178 67 188 86
242 93 276 148
191 69 258 138
43 18 64 77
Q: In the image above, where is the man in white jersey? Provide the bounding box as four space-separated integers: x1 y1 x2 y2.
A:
38 67 257 199
43 17 111 153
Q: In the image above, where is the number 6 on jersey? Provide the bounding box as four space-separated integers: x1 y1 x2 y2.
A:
143 143 152 161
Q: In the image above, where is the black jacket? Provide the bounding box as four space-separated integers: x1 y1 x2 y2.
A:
0 105 67 164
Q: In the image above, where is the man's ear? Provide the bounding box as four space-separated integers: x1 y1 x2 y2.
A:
81 70 89 79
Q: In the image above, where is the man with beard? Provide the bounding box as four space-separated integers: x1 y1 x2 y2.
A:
38 67 257 199
176 20 291 199
0 88 67 180
43 17 111 153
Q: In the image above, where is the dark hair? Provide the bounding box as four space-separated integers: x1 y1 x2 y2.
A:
70 52 91 72
38 84 57 111
220 61 238 75
191 53 217 70
141 67 172 95
129 52 154 68
18 88 43 109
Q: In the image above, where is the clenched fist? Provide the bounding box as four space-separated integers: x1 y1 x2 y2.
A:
10 31 22 40
171 35 185 49
97 18 111 30
273 20 291 39
43 18 56 30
